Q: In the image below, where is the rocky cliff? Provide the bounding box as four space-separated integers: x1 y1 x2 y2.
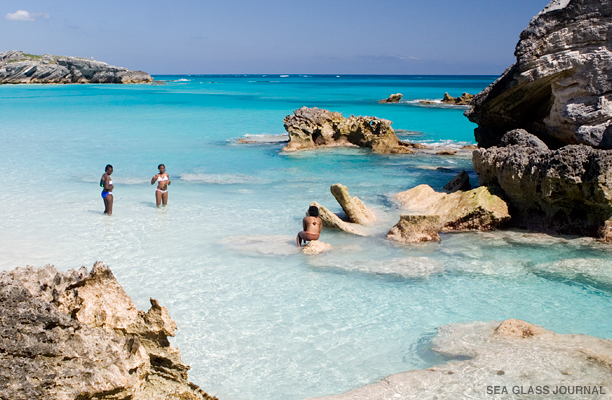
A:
466 0 612 149
0 51 153 84
0 262 216 400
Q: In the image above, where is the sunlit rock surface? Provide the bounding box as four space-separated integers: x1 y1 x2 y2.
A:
313 319 612 400
330 184 376 225
387 214 441 244
0 262 215 400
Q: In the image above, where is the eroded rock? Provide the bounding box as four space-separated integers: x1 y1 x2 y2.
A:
443 170 471 192
395 185 510 231
441 92 473 105
309 201 368 236
386 215 441 244
0 51 153 84
330 184 376 225
0 262 216 400
302 240 333 254
283 107 414 153
379 93 403 103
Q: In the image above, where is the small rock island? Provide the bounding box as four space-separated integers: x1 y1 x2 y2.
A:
0 50 153 84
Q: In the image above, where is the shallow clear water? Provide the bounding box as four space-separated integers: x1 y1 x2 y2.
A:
1 75 611 400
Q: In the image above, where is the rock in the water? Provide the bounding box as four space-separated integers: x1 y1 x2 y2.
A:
441 92 473 105
311 319 612 400
443 170 471 193
329 184 376 225
302 240 333 254
386 214 441 244
473 142 612 236
599 219 612 242
283 106 414 153
395 184 510 231
466 1 612 149
309 201 368 236
378 93 403 103
500 129 549 150
0 50 153 84
0 262 216 400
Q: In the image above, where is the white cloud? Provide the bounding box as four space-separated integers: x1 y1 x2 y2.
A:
5 10 50 22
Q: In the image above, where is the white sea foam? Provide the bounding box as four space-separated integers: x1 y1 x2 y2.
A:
280 75 289 78
179 173 264 184
172 78 191 82
236 133 289 144
220 235 298 256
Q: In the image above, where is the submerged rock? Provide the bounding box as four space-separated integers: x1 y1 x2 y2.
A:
329 184 376 225
0 50 153 84
395 185 510 231
443 170 471 193
302 240 333 254
309 201 368 236
466 0 612 149
473 136 612 236
283 107 414 153
312 319 612 399
0 262 216 400
378 93 403 103
386 214 441 244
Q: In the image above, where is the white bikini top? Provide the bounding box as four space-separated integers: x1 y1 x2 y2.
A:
158 175 169 181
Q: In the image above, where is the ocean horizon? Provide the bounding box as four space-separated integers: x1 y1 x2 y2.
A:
1 74 611 399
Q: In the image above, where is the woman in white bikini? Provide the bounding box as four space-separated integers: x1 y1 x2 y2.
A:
151 164 171 207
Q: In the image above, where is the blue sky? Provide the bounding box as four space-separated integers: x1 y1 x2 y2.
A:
2 0 550 75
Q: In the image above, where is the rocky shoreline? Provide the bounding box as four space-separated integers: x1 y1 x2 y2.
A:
0 51 153 84
0 263 215 400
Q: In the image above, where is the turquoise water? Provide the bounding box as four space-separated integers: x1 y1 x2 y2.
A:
1 75 611 399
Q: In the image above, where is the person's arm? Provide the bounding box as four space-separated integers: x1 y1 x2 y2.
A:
302 217 307 231
151 174 158 185
103 176 113 191
167 175 171 185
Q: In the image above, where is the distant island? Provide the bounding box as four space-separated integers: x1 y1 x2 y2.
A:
0 50 153 84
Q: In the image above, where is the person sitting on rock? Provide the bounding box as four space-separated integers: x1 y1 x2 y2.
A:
297 206 322 247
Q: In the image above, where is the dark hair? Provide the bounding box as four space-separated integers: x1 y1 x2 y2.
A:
308 205 319 217
158 164 165 170
105 164 113 172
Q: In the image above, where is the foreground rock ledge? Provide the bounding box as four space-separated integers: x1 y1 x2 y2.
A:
0 50 153 84
312 319 612 400
283 107 414 153
0 262 216 400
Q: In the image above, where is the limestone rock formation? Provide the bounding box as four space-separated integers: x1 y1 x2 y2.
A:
395 185 510 231
312 319 612 399
386 215 441 244
283 107 414 153
443 170 471 192
441 92 473 106
599 219 612 242
309 201 368 236
378 93 403 103
0 50 153 84
0 262 216 400
302 240 333 254
329 184 376 225
466 0 612 149
473 133 612 236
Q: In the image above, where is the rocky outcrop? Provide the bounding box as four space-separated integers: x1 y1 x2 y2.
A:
466 0 612 149
0 262 216 400
309 201 367 236
473 132 612 236
283 107 414 153
443 170 471 192
0 50 153 84
441 92 473 105
386 215 441 244
378 93 403 103
312 319 612 399
302 240 333 254
395 185 510 231
329 184 376 225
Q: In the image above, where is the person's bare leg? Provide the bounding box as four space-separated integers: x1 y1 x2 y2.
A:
155 190 162 207
103 196 108 214
297 233 302 247
105 195 113 216
162 191 168 206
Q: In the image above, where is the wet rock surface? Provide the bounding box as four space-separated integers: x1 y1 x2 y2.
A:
441 92 473 105
0 50 153 84
302 240 333 254
466 0 612 149
386 214 441 244
0 262 216 400
313 319 612 400
330 184 376 225
395 185 510 231
309 201 367 236
283 107 414 153
378 93 403 103
443 170 471 193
